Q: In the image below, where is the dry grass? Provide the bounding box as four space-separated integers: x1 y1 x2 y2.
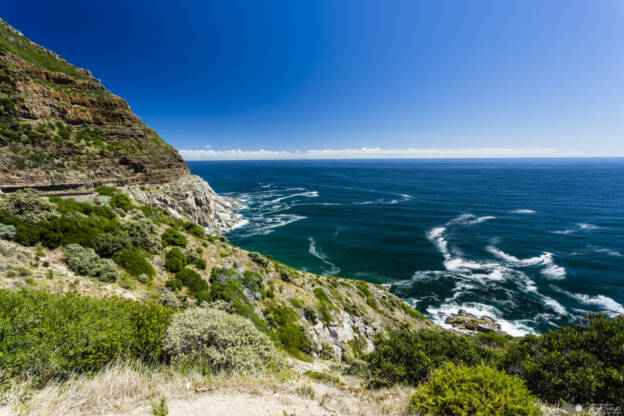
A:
6 362 202 416
0 360 415 416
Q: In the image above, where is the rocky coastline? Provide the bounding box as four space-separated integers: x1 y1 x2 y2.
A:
126 174 243 234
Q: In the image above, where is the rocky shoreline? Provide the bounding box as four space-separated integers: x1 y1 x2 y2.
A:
126 174 243 235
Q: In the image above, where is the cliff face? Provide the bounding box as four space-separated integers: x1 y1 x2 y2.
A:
0 19 189 189
126 175 242 234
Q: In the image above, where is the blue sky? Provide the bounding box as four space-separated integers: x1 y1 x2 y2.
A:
3 1 624 159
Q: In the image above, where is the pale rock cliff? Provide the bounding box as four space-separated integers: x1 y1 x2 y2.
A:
126 175 242 234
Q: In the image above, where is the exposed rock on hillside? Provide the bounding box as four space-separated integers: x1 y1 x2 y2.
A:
126 175 242 234
0 18 189 189
444 309 506 336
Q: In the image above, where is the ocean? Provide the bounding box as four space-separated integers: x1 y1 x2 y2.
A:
188 159 624 336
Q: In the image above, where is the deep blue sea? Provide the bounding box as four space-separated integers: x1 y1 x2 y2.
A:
188 159 624 335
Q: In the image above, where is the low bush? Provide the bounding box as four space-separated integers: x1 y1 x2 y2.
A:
50 196 115 219
163 306 282 374
93 233 131 258
113 249 155 278
499 314 624 406
0 223 15 239
264 303 312 361
365 329 493 387
0 289 174 384
64 244 119 282
94 185 118 196
183 221 204 238
164 247 186 273
209 268 268 332
409 363 541 416
110 193 133 211
165 278 183 291
176 268 208 294
1 212 118 249
193 258 207 270
122 216 162 253
0 189 58 223
161 228 187 247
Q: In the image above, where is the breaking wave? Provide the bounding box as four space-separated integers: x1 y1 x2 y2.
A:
308 237 341 275
510 209 536 214
226 184 318 237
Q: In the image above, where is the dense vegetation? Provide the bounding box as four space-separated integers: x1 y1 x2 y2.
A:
365 329 493 387
365 315 624 409
409 363 541 416
0 289 173 386
499 314 624 406
1 187 622 412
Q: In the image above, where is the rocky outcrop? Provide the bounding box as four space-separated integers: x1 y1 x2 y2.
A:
126 175 242 234
444 309 507 336
0 19 189 189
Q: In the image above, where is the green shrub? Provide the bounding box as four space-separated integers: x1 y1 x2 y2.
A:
94 185 118 196
409 363 540 416
365 329 493 387
264 303 312 361
209 268 268 332
0 189 58 223
0 289 173 384
193 258 207 270
64 244 119 282
113 249 155 277
196 290 211 305
248 252 269 267
93 233 131 258
50 197 115 219
163 306 282 374
176 268 207 294
499 314 624 406
110 193 133 211
313 288 336 323
165 278 183 291
183 221 204 238
164 247 186 273
0 223 16 240
161 228 187 247
122 216 162 253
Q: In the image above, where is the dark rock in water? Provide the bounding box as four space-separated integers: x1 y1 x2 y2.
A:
444 309 507 336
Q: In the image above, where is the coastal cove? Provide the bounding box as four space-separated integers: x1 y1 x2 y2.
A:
189 158 624 336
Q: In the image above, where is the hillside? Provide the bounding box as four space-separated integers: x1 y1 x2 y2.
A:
0 19 621 416
0 19 189 189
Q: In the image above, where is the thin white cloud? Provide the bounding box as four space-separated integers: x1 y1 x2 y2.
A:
178 147 559 161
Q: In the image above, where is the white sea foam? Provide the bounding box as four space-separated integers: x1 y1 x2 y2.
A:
447 213 496 225
553 223 600 235
487 246 552 267
542 296 567 315
555 288 624 316
308 237 341 275
594 248 622 257
427 302 535 337
427 227 450 260
227 216 249 231
510 209 536 214
487 246 566 279
541 264 567 279
270 191 319 204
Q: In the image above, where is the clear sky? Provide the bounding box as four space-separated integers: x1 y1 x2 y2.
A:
3 1 624 159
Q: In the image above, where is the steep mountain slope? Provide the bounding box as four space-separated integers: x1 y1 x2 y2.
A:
0 19 189 189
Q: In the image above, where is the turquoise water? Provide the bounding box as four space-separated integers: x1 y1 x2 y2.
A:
188 159 624 335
